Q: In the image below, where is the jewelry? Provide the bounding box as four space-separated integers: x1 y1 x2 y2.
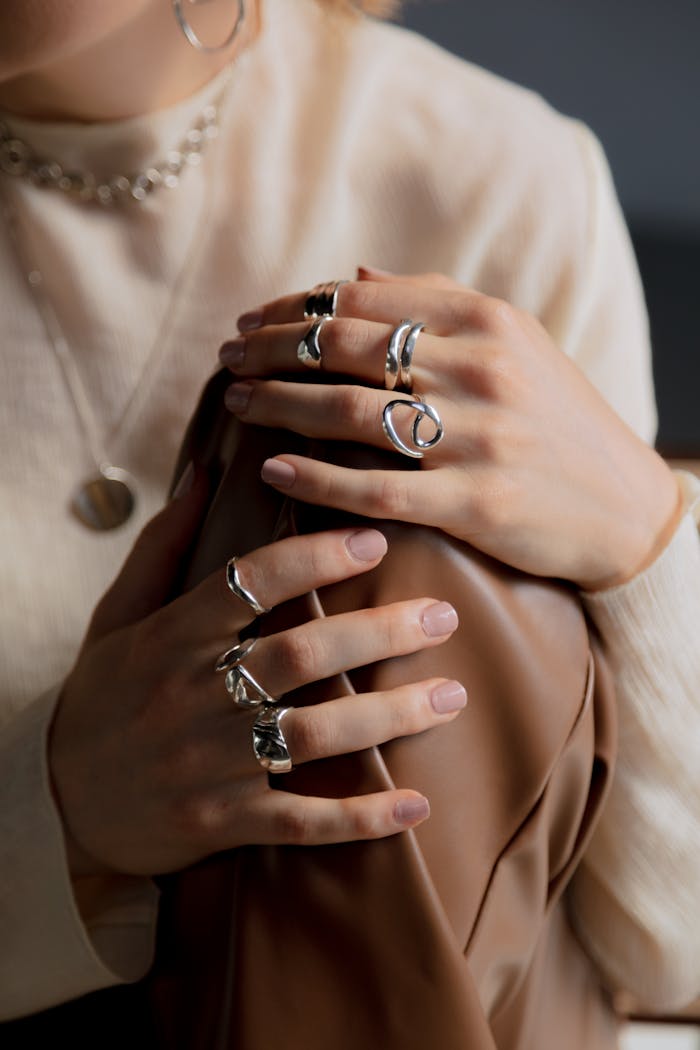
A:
252 703 293 773
297 315 331 370
226 556 269 615
0 78 230 529
384 320 413 391
215 634 258 673
382 399 445 459
172 0 245 54
0 78 230 206
304 280 347 319
225 664 275 707
398 323 425 393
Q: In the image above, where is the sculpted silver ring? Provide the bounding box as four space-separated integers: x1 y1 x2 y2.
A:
382 399 445 459
398 322 425 393
215 635 258 674
297 315 331 370
304 280 347 319
385 319 413 391
225 664 276 708
252 703 293 773
226 556 269 616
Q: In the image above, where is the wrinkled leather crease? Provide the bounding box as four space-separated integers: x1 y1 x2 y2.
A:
1 369 619 1047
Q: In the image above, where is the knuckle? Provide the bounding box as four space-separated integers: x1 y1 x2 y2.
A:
326 317 371 358
335 384 374 431
369 474 410 518
472 410 513 464
339 280 376 318
290 707 334 762
341 798 383 840
171 791 222 846
274 628 319 682
274 802 313 845
469 474 518 532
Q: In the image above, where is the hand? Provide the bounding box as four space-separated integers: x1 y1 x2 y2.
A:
49 467 463 878
220 270 682 590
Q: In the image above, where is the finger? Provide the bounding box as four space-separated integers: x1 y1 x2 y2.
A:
225 380 453 457
259 454 455 529
281 678 467 766
237 599 460 698
161 526 389 647
239 788 432 846
230 277 490 339
88 463 209 642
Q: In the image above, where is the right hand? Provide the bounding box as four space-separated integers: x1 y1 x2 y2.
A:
49 468 464 878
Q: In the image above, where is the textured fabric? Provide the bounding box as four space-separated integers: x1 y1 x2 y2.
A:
0 0 698 1020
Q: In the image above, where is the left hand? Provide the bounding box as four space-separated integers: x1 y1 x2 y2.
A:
220 270 681 591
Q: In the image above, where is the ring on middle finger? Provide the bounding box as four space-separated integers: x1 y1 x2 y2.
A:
225 663 277 708
297 315 331 370
215 634 258 674
385 320 425 393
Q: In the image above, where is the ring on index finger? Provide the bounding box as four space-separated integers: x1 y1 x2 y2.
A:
297 315 331 370
304 280 347 319
226 556 269 616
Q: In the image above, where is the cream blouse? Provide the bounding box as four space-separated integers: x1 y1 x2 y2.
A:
1 0 699 1021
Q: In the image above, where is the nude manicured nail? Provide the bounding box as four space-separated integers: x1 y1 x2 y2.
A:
345 529 388 562
261 458 296 488
237 308 263 332
219 338 246 368
431 681 467 714
421 601 458 637
394 797 430 826
224 383 253 413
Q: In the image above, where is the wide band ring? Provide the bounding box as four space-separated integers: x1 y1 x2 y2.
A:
385 320 426 393
215 635 258 674
297 315 331 370
226 556 269 616
382 399 445 459
252 703 293 773
226 664 276 708
304 280 347 319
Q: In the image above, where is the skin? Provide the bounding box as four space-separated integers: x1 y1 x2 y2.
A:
2 1 462 879
221 271 682 592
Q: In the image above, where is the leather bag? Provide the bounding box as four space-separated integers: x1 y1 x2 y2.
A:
147 369 619 1049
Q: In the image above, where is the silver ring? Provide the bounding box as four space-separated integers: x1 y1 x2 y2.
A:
172 0 245 54
226 664 276 708
399 323 425 393
385 320 413 391
252 703 293 773
304 280 347 319
382 399 445 459
215 635 258 674
297 315 331 370
226 556 269 616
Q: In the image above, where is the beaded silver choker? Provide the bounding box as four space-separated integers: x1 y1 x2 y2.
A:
0 79 229 205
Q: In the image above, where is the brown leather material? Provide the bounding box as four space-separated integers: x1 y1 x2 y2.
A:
143 368 620 1049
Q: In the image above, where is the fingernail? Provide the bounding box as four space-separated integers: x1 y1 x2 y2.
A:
357 264 393 278
172 461 195 500
219 338 246 368
224 383 253 413
346 529 388 562
237 308 263 332
421 601 459 637
261 458 296 488
431 681 467 714
394 796 430 826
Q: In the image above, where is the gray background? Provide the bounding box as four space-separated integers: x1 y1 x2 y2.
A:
400 0 700 452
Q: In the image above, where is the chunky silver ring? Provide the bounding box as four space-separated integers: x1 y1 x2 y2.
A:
226 664 276 708
385 320 413 391
226 556 269 616
297 315 331 370
252 703 293 773
215 635 258 674
304 280 347 319
382 399 445 459
399 322 425 393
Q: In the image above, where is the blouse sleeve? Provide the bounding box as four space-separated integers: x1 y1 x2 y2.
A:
556 122 700 1010
0 687 159 1020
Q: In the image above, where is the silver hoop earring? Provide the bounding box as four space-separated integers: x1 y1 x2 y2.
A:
172 0 246 53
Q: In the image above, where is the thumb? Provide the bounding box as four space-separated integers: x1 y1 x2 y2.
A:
87 462 210 642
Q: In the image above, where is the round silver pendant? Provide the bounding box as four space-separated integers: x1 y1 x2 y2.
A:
71 466 136 531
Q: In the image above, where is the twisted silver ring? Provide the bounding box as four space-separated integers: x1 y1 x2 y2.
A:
226 664 276 708
385 320 412 391
304 280 347 319
226 556 269 616
215 635 258 674
382 399 445 459
297 315 331 370
252 703 293 773
399 323 425 393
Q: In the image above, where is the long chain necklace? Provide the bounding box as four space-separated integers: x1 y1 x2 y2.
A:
0 79 230 529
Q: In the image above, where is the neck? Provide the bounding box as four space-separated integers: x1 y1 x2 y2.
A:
0 2 261 123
